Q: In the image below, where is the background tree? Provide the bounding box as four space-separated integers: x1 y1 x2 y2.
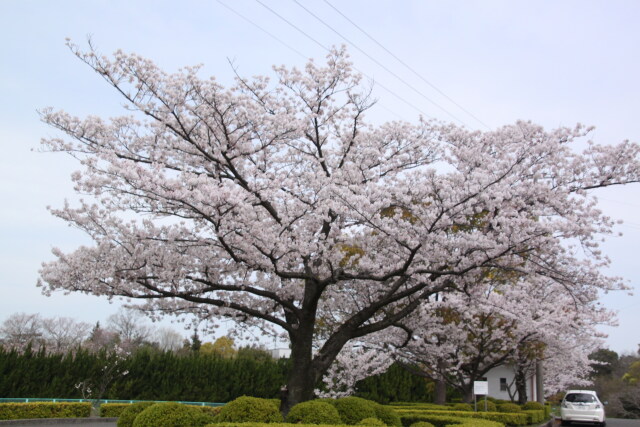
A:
0 312 44 351
107 308 151 351
38 41 640 412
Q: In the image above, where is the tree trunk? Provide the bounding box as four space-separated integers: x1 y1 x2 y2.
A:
515 366 528 404
434 359 448 404
435 378 447 405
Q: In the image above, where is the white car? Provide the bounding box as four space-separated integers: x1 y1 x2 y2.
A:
560 390 606 426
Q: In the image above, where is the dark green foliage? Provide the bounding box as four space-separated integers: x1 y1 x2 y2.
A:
0 402 91 420
521 401 543 411
474 401 497 412
496 403 521 413
215 396 282 423
400 412 516 427
451 403 473 412
409 423 435 427
333 397 378 425
101 403 131 417
355 364 431 403
0 346 289 402
521 410 545 424
117 401 155 427
373 404 402 427
133 402 214 427
285 400 342 424
357 417 387 426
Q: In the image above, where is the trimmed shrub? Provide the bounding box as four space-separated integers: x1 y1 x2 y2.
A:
401 410 527 426
496 403 521 413
451 403 473 412
133 402 215 427
101 403 132 418
521 410 545 424
521 401 544 411
400 414 503 427
358 417 387 426
409 422 435 427
286 400 342 425
215 396 283 423
474 401 497 412
374 404 402 426
0 402 91 420
333 397 378 425
117 402 155 427
191 405 223 417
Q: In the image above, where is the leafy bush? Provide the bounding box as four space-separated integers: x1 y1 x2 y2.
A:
521 401 544 411
401 410 528 426
357 417 387 426
101 403 132 417
333 397 378 425
496 403 521 413
409 422 435 427
286 400 342 425
400 414 503 427
0 402 91 420
133 402 215 427
521 410 545 424
474 401 497 412
215 396 283 423
451 403 473 412
373 404 402 426
117 401 155 427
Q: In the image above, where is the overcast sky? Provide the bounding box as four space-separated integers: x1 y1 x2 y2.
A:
1 0 639 353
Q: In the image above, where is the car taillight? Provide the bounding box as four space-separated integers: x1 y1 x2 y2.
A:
595 404 601 409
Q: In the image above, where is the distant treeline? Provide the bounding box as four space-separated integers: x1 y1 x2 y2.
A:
0 346 431 403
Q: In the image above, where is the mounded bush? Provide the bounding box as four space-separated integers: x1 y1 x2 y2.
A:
496 402 521 413
357 417 387 426
451 403 473 412
409 422 435 427
285 400 342 425
522 401 544 411
333 397 378 425
474 401 497 412
400 414 503 427
215 396 283 423
117 402 155 427
0 402 91 420
133 402 215 427
101 403 132 418
373 404 401 426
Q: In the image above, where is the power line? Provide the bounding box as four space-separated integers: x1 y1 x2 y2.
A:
216 0 404 120
215 0 308 61
252 0 433 119
322 0 492 130
293 0 470 127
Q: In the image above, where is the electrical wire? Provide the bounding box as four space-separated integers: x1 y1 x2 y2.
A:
293 0 470 127
252 0 433 119
322 0 492 130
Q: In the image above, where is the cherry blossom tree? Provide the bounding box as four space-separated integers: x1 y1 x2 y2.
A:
38 41 640 412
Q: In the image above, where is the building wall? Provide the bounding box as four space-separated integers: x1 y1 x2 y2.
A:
484 365 537 401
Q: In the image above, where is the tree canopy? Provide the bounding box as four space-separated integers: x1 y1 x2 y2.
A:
39 41 640 411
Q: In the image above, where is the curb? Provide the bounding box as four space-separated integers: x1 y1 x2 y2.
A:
0 418 117 425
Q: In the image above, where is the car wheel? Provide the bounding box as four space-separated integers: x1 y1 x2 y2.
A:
560 420 570 426
599 422 606 427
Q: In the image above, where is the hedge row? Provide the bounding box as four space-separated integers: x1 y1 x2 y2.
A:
399 410 530 426
401 415 504 427
0 402 91 420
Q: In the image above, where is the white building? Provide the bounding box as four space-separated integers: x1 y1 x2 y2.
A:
270 347 291 359
483 364 539 401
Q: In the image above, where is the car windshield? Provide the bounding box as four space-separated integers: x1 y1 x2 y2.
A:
565 393 597 403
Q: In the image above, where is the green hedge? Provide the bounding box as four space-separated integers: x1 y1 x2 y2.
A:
0 402 91 420
286 400 343 425
400 410 526 426
215 396 283 423
133 402 215 427
520 410 545 425
400 414 503 427
101 403 132 417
